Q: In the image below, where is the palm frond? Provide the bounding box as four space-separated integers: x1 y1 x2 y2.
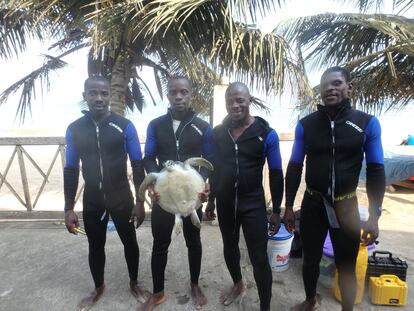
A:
0 54 67 122
278 13 414 67
276 13 414 112
342 0 414 13
0 7 48 59
127 77 144 112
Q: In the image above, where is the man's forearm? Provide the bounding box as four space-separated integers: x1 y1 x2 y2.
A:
64 167 79 211
143 156 159 174
269 169 283 213
366 163 385 218
131 159 145 203
285 161 303 208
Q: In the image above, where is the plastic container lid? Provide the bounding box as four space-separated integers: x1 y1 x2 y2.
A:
268 223 294 241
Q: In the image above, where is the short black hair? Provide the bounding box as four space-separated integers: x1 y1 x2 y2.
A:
322 66 351 82
167 76 192 90
226 82 250 95
84 75 110 91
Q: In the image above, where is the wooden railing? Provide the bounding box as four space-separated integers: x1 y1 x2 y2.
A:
0 137 66 211
0 134 294 211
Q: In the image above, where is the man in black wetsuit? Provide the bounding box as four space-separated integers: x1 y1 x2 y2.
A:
284 67 385 311
206 82 284 311
64 76 148 310
141 77 213 311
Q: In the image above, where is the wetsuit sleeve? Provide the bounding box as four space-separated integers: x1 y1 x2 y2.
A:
200 126 214 181
125 122 145 202
64 127 80 211
143 122 159 174
285 122 305 207
364 117 385 217
264 129 283 213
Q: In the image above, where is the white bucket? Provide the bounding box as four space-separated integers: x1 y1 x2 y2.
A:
267 223 294 272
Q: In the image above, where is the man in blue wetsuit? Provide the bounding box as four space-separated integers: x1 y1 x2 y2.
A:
141 77 213 311
284 67 385 311
206 82 284 311
64 76 148 310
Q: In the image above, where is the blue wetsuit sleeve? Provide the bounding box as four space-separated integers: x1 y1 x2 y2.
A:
143 123 159 173
264 129 282 170
202 126 214 162
64 127 79 210
289 122 305 164
65 128 80 169
125 122 143 161
285 122 305 207
364 117 384 164
364 117 385 218
125 122 145 199
200 126 214 180
264 129 283 213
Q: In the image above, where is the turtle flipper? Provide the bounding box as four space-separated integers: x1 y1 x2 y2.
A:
184 157 213 171
190 209 201 229
138 173 159 202
173 214 183 235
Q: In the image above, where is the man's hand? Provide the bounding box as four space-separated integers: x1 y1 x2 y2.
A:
268 212 281 236
205 201 216 221
65 210 80 235
361 215 379 245
130 201 145 229
283 206 295 233
148 184 160 204
198 183 210 203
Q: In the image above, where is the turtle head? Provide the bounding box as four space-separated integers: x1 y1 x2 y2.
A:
163 160 176 171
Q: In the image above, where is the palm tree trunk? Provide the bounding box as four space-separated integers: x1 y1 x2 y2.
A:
110 51 130 116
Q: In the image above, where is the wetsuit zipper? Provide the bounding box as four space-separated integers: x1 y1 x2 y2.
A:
322 106 346 228
330 120 335 204
171 114 196 161
227 130 239 231
326 106 345 203
93 120 107 219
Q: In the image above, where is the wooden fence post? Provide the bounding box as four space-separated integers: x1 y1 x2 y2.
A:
16 145 32 211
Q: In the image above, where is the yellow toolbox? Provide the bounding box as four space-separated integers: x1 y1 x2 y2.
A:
369 275 407 306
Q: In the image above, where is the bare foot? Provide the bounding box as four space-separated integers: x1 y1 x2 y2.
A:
191 283 207 309
290 294 322 311
77 284 105 311
139 292 166 311
130 281 151 303
219 280 246 306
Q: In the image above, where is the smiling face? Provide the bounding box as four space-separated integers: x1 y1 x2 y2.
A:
225 83 251 122
167 78 192 115
83 79 110 117
320 71 353 107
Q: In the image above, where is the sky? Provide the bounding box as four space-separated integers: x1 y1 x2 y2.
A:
0 0 413 145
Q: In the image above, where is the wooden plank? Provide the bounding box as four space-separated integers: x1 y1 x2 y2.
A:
0 137 65 146
0 148 17 190
0 134 294 146
278 132 294 141
74 183 85 204
16 146 32 211
59 145 66 171
33 147 60 208
20 146 47 179
0 172 26 206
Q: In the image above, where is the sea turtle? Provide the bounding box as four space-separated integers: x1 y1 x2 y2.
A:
139 157 214 235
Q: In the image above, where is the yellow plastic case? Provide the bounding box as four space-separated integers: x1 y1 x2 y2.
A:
368 275 407 306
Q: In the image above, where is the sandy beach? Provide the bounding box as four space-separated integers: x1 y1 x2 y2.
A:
0 139 413 310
